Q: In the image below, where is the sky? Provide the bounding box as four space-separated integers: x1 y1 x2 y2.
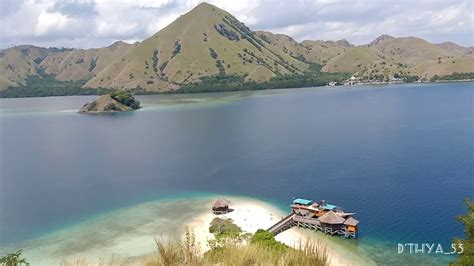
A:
1 0 472 49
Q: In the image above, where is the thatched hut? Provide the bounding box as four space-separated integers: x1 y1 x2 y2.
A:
319 210 345 224
212 198 230 214
318 210 345 234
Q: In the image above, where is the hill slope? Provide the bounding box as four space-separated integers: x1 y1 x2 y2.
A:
322 35 474 80
85 3 309 91
0 47 45 89
0 3 473 94
41 41 132 82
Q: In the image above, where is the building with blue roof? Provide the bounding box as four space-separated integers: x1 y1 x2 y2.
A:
293 198 313 205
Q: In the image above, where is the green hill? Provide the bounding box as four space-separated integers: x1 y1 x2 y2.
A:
0 2 473 96
85 3 309 92
41 41 132 82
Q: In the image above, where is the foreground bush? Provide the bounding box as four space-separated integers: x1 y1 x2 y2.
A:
61 227 328 265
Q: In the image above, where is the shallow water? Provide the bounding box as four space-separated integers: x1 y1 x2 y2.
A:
1 196 213 264
1 83 473 264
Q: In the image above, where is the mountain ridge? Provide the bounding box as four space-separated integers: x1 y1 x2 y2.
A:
1 2 473 95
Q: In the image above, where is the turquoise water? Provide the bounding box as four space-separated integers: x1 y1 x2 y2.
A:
1 83 473 264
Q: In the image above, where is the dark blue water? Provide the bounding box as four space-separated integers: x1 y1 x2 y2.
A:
1 82 473 264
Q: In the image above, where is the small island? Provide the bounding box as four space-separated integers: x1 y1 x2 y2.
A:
79 91 141 113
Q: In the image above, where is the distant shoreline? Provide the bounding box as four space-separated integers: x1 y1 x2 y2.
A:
350 79 474 86
1 79 473 99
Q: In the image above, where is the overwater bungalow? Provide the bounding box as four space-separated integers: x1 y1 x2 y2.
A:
212 198 230 214
318 210 346 235
268 198 359 238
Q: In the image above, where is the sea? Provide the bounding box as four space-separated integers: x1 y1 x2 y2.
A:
1 82 473 265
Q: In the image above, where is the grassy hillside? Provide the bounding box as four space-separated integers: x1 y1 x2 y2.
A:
85 3 309 92
41 41 132 81
0 45 77 90
322 47 382 74
59 226 328 266
255 31 353 66
322 35 474 81
255 31 318 63
436 42 474 57
0 48 45 89
1 2 473 96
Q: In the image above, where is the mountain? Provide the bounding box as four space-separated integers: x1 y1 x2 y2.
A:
41 41 132 82
0 46 48 89
0 42 131 91
367 34 394 47
436 42 474 56
85 3 309 91
322 35 474 79
321 47 382 73
0 2 473 95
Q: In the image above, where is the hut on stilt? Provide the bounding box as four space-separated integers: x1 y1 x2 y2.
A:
318 210 346 235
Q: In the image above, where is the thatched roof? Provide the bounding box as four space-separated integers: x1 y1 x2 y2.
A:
344 217 359 226
213 198 230 208
318 211 345 224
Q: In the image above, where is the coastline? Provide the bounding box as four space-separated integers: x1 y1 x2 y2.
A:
185 196 373 266
1 194 372 265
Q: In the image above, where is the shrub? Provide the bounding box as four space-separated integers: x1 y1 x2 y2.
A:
89 58 97 71
0 249 28 266
111 91 141 109
450 198 474 265
251 229 288 252
209 218 242 240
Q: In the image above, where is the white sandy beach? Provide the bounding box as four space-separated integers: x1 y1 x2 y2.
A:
2 195 372 265
186 196 372 266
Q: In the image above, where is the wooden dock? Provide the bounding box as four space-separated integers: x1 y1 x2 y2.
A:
268 213 295 235
267 213 357 238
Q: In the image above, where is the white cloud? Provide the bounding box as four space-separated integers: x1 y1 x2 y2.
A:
0 0 472 49
35 11 70 35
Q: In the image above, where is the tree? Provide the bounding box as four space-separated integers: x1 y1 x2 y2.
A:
250 229 288 252
0 250 28 266
450 198 474 265
111 91 141 109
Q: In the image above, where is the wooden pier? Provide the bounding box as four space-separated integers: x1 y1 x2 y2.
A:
268 213 295 235
267 198 359 238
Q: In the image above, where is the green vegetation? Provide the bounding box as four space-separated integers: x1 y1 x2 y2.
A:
171 41 182 59
179 75 244 93
214 23 240 41
209 218 242 240
430 72 474 82
154 228 201 266
179 71 350 93
62 226 327 265
204 240 327 266
209 48 218 59
0 75 113 98
401 75 419 83
152 49 159 73
251 229 288 252
145 228 327 266
0 69 350 97
111 91 141 109
89 58 97 72
0 249 28 266
450 198 474 265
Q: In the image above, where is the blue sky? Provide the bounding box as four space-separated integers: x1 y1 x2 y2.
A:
1 0 472 49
